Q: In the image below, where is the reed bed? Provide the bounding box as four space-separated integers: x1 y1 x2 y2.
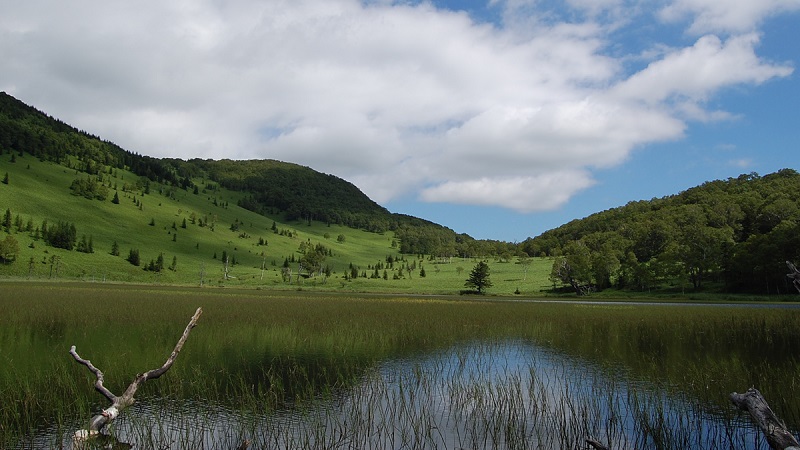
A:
2 282 799 448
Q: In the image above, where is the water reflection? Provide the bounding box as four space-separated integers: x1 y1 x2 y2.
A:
21 340 777 449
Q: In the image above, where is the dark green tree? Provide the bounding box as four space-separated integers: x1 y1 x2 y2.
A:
127 248 141 266
2 172 8 184
2 209 11 232
46 221 77 250
111 191 120 204
465 261 492 294
111 240 120 256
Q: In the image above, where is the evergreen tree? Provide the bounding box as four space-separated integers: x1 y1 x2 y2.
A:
77 235 91 253
46 221 77 250
2 209 11 233
465 261 493 294
127 248 141 266
111 240 120 256
111 191 120 204
2 172 8 185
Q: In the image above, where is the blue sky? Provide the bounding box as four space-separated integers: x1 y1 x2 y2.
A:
2 0 798 241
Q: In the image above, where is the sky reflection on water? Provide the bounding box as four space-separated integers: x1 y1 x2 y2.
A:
26 340 775 450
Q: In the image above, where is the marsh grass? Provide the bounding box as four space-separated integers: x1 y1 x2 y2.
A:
2 282 799 448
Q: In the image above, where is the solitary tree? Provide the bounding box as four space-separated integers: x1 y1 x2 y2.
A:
2 172 8 185
465 261 493 294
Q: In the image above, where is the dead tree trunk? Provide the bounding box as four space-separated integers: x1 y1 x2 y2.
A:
730 387 800 450
586 438 610 450
70 307 202 438
787 261 800 294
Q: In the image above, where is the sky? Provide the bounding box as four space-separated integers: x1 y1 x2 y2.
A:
1 0 798 242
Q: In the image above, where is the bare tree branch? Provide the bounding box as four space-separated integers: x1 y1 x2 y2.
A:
586 438 610 450
117 306 203 407
68 345 117 404
70 307 203 434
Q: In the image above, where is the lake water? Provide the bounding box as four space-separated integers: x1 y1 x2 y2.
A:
24 340 774 450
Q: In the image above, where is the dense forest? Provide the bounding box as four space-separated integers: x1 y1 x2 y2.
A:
521 170 800 295
2 92 798 295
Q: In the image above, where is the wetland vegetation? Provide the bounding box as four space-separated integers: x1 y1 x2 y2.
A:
2 282 799 449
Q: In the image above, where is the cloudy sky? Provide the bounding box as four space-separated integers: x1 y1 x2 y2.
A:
2 0 798 241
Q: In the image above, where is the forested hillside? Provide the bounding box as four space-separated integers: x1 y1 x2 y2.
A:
0 92 479 256
520 170 800 294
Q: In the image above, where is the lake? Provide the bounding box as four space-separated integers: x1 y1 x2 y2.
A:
2 283 798 449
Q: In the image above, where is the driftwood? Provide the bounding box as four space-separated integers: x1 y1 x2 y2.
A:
586 438 610 450
70 307 203 437
730 387 800 450
788 261 800 294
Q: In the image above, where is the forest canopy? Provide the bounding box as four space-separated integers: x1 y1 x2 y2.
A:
521 170 800 295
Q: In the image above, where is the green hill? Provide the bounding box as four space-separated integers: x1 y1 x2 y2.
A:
520 170 800 295
0 92 547 294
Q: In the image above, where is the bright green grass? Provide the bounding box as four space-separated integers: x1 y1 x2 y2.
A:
1 153 559 294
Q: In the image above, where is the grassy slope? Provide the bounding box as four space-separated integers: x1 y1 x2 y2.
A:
0 155 553 295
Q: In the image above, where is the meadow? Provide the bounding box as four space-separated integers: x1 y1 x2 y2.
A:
2 282 799 449
0 154 557 296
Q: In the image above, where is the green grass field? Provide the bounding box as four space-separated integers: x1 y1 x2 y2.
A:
0 154 557 294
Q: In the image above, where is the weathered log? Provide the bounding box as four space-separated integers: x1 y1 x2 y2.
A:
586 438 610 450
730 387 800 450
788 261 800 294
71 307 203 435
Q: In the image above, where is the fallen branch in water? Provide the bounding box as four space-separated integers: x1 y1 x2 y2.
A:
730 387 800 450
70 307 203 437
586 438 610 450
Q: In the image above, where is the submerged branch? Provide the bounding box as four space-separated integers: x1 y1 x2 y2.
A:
730 387 800 450
586 438 610 450
70 307 203 435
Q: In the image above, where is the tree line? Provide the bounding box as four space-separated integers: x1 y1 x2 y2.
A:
523 170 800 295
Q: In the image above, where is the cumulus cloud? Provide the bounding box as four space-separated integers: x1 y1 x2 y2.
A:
609 33 793 118
0 0 795 213
420 171 596 212
659 0 800 34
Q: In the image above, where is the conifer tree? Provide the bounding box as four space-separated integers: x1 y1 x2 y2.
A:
465 261 493 294
2 209 11 232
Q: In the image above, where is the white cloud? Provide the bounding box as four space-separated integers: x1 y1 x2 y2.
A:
420 171 597 213
659 0 800 34
0 0 795 214
611 34 793 106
